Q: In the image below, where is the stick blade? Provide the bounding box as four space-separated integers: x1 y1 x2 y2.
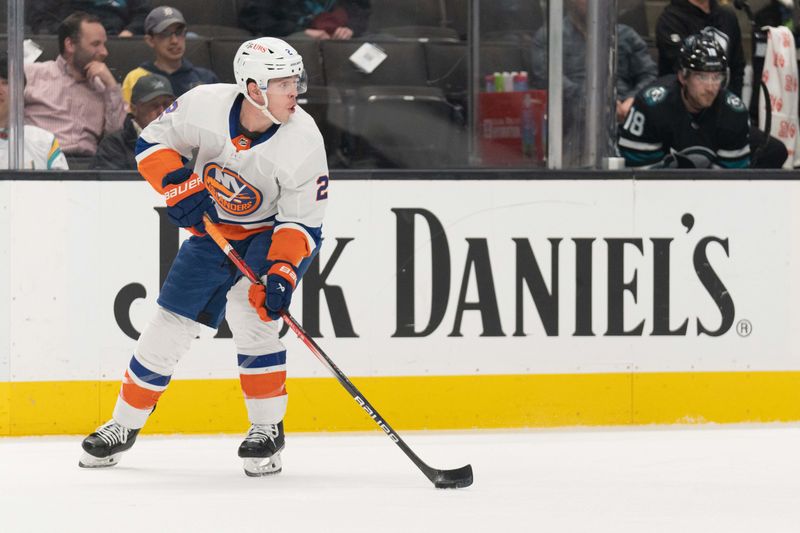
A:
431 464 473 489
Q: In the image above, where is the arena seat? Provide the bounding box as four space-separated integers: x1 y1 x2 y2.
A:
104 37 152 83
366 0 444 33
442 0 468 40
423 42 467 99
286 39 325 87
150 0 240 29
443 0 543 41
209 39 240 84
321 40 429 89
24 34 59 62
189 24 252 40
368 26 460 42
182 37 214 71
348 86 464 168
424 42 529 100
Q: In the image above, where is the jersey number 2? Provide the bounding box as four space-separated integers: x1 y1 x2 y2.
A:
316 175 329 201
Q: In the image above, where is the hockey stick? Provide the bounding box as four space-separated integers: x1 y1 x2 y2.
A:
202 214 473 489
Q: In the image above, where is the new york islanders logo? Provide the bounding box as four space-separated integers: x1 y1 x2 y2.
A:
203 163 263 216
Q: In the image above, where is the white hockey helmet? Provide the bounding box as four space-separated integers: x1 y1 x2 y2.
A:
233 37 307 124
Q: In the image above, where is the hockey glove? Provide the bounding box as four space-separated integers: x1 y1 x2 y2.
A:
248 261 298 322
662 147 715 169
162 167 219 233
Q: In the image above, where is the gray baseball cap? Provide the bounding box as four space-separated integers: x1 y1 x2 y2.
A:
144 6 186 34
131 74 175 104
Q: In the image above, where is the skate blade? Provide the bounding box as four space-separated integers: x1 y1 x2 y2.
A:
243 454 282 477
78 451 122 468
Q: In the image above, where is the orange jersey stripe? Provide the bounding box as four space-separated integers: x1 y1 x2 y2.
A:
138 148 184 193
119 371 164 410
239 371 287 400
267 228 311 267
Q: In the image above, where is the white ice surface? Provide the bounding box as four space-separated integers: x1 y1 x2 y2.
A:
1 425 799 533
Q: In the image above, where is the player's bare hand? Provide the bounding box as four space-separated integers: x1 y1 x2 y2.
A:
304 28 331 40
616 97 634 123
85 61 117 89
331 26 353 40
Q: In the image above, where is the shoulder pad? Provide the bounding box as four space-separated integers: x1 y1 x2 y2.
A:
723 92 747 112
642 85 669 106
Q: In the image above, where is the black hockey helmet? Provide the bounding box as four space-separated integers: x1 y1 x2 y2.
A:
679 29 728 72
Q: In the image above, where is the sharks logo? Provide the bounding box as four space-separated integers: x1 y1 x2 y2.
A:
725 93 746 112
203 163 263 216
643 86 667 106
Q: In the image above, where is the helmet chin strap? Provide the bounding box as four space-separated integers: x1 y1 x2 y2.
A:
243 87 282 125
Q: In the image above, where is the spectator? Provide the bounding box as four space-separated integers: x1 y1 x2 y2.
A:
0 54 68 170
618 32 751 168
753 0 799 30
655 0 745 97
24 12 127 157
617 24 659 122
27 0 150 37
238 0 371 40
121 6 219 105
92 74 175 170
532 0 657 164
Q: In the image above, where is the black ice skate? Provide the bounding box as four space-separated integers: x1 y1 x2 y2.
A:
78 420 140 468
238 421 285 477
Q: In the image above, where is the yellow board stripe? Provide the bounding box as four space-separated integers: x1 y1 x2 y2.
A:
1 372 800 436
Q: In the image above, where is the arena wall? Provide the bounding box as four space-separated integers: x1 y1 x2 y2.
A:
1 171 799 435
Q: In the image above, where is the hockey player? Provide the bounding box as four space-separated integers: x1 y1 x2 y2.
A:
79 37 329 477
618 30 751 169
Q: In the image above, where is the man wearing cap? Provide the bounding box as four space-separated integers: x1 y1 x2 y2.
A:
121 5 219 104
92 74 175 170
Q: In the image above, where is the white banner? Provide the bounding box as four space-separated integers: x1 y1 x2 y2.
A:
1 179 799 382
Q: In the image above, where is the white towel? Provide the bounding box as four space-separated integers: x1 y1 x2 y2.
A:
758 26 800 168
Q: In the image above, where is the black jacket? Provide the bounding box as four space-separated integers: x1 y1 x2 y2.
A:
617 24 658 100
655 0 745 97
28 0 150 35
91 114 138 170
238 0 371 37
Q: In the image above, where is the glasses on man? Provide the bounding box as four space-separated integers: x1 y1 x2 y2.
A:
692 72 725 84
154 26 187 39
266 74 308 95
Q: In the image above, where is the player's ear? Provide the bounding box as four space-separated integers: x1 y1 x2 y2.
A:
246 79 262 100
144 34 155 48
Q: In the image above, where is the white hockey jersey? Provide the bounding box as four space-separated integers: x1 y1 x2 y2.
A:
135 83 328 265
0 125 68 170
